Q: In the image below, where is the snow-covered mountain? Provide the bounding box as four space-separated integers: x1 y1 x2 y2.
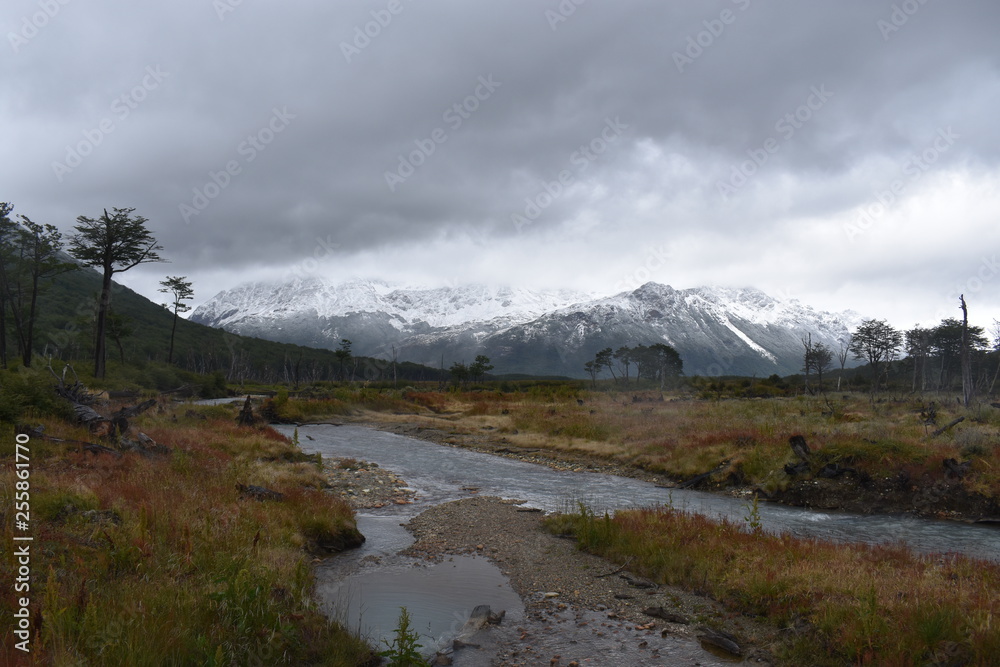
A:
190 278 863 377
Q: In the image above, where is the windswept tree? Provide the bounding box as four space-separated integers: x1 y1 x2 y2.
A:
159 276 194 364
69 208 164 378
583 359 600 388
468 354 494 382
594 347 616 383
649 342 683 389
613 346 633 386
849 319 902 393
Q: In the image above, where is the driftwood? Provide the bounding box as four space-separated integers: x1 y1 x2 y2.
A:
17 425 121 458
789 435 811 462
943 458 971 478
930 416 965 437
642 606 689 624
620 572 658 589
678 459 731 489
784 461 810 476
595 556 634 578
48 363 165 454
696 625 742 656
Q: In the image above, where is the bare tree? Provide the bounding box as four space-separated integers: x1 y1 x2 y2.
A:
836 337 851 391
960 295 974 407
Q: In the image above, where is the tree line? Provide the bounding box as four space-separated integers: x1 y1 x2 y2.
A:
583 343 683 389
805 297 999 403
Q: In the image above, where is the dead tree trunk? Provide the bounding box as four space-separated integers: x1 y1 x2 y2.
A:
960 295 974 408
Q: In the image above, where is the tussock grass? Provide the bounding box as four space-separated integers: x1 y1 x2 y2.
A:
0 405 373 666
547 505 1000 665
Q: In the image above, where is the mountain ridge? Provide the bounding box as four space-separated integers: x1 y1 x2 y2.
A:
191 278 863 378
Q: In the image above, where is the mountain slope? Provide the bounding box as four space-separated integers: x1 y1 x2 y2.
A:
192 279 862 378
15 267 442 383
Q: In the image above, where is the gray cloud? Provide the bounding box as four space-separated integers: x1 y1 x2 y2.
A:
3 0 1000 327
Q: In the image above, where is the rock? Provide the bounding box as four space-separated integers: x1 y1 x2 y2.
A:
696 625 742 657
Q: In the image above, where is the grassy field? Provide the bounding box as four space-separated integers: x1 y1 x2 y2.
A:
1 397 374 666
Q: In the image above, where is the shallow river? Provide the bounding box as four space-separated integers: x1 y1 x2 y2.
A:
276 423 999 665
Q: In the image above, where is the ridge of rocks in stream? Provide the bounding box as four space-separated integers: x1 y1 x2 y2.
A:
403 496 778 666
322 459 418 509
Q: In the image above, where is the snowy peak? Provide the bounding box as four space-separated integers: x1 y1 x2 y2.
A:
191 278 863 377
192 278 592 331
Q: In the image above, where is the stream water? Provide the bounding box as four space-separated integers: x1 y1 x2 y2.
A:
276 423 999 665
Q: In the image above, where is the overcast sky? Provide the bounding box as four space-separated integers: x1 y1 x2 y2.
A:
3 0 999 331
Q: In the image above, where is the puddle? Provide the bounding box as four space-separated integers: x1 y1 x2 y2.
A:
317 554 524 657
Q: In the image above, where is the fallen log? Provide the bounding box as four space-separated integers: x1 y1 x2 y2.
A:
17 425 121 458
930 416 965 437
678 460 730 489
642 606 689 624
696 625 742 657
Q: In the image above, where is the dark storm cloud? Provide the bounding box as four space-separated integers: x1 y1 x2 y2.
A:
2 0 1000 323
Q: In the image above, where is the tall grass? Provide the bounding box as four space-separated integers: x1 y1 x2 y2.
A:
0 404 374 665
546 505 1000 665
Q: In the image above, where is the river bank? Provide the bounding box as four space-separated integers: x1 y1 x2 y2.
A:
401 496 778 665
349 412 1000 524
